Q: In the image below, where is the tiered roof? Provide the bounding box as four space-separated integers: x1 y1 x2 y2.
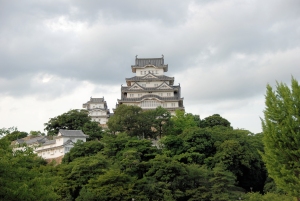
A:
131 56 168 72
82 97 108 110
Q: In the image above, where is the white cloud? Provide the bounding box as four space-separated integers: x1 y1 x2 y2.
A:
0 0 299 134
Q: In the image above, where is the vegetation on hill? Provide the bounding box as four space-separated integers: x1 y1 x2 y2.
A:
1 77 300 200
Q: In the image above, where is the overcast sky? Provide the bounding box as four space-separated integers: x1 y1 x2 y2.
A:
1 0 299 134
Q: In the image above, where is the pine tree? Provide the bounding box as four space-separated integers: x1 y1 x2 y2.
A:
262 77 300 199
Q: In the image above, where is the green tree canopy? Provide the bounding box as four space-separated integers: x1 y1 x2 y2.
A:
107 105 172 139
107 104 142 136
0 138 60 200
44 109 103 139
171 110 199 135
201 114 231 128
1 128 28 142
262 77 300 199
62 140 105 164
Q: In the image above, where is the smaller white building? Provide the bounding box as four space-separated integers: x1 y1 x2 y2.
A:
82 97 110 127
12 130 88 160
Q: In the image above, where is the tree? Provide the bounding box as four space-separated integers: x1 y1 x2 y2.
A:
0 138 60 200
62 140 105 164
107 105 142 136
44 109 103 137
0 127 17 136
262 77 300 199
107 105 172 139
1 129 28 141
151 106 172 138
82 121 103 140
58 154 109 200
77 169 135 201
200 114 231 128
30 130 45 136
171 110 199 135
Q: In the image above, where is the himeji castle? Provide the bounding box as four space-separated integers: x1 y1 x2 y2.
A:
116 55 184 114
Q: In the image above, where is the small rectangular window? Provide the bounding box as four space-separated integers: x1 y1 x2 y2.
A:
140 71 142 75
154 84 158 87
171 103 175 107
130 94 134 97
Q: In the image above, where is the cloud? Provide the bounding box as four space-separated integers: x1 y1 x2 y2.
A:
0 0 299 133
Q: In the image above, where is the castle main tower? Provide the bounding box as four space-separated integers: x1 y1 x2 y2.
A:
116 55 184 114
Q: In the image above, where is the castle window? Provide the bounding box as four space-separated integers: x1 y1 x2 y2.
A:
171 103 175 107
167 93 171 96
130 94 134 97
140 71 142 75
138 94 142 97
154 84 158 87
141 100 161 108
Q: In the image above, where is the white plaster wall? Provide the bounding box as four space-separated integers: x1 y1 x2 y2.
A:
90 103 104 109
153 92 174 97
136 68 164 76
38 147 64 159
100 118 107 124
90 110 106 116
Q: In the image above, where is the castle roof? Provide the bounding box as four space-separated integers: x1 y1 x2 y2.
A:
82 97 108 110
118 94 184 102
126 75 174 86
131 56 168 72
58 129 88 137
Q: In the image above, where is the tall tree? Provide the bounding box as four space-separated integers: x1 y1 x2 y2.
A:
107 105 142 136
171 110 199 135
262 77 300 199
44 109 103 137
201 114 231 128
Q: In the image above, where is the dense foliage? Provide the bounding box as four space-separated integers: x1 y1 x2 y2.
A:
2 82 300 201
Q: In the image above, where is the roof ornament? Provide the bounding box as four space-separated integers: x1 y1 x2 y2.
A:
136 55 138 59
162 54 164 58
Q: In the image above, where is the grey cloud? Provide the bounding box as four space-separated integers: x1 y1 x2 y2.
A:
0 0 300 104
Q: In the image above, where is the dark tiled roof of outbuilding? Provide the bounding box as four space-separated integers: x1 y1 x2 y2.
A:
43 140 56 145
25 136 47 145
58 129 88 137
